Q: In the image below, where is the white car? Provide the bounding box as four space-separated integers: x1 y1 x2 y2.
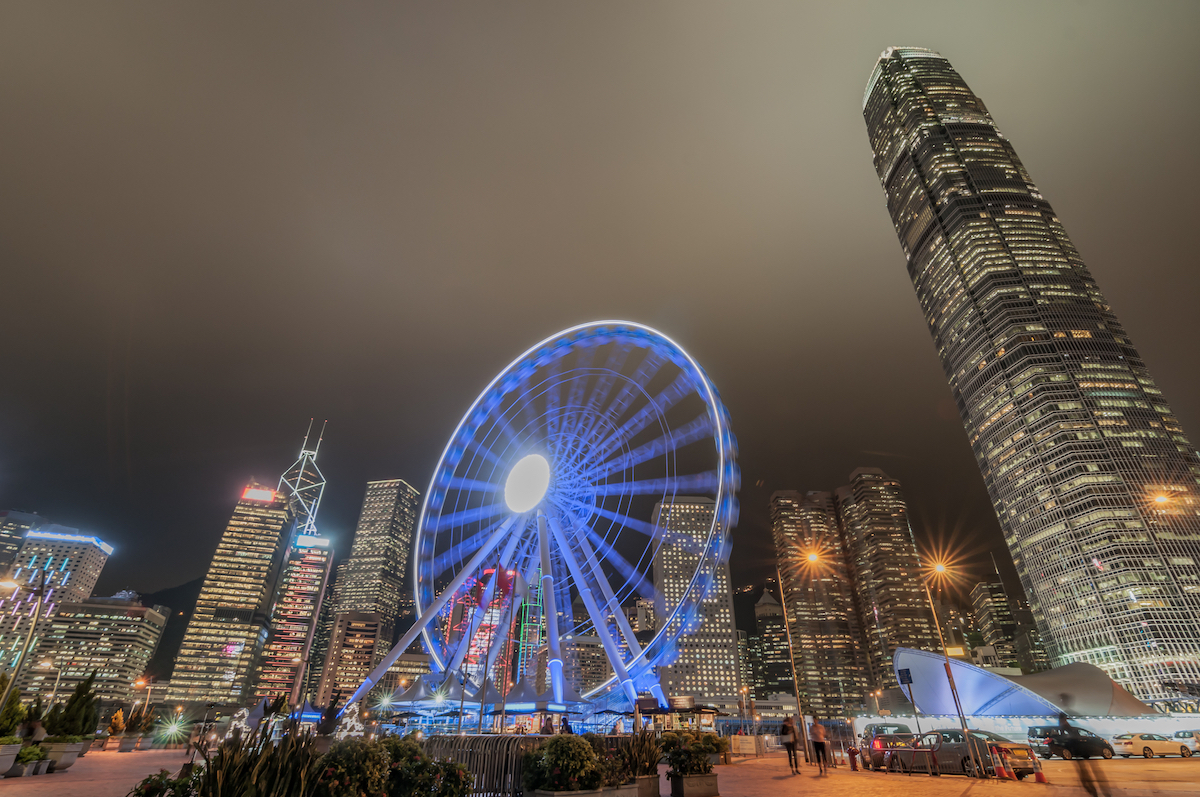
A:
1112 733 1188 758
1172 730 1199 756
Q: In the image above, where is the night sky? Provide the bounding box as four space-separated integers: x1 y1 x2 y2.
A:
3 3 1198 603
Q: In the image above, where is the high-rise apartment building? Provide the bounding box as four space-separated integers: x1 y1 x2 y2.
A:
167 483 294 705
0 511 46 566
0 527 113 677
834 470 939 688
316 479 420 706
652 497 741 699
255 534 332 703
22 595 167 703
864 47 1200 697
771 491 871 713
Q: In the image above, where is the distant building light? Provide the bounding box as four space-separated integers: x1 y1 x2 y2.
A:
242 487 276 503
25 530 114 556
295 534 329 548
945 646 966 657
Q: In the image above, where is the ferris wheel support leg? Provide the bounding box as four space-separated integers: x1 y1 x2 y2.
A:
342 515 518 711
546 513 639 706
537 511 565 704
651 683 668 709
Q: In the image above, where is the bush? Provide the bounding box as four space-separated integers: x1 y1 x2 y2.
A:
41 735 84 744
0 675 21 737
660 731 714 777
46 672 99 737
523 734 602 792
0 736 20 745
17 745 47 764
581 733 629 788
379 734 471 797
126 767 202 797
200 727 323 797
316 737 390 797
108 709 127 735
618 729 662 777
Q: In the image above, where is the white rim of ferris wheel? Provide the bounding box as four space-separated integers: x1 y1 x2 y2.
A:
344 320 737 710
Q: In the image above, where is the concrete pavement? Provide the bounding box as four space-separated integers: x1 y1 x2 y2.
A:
0 749 189 797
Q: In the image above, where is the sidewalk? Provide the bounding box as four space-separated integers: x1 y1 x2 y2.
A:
0 749 188 797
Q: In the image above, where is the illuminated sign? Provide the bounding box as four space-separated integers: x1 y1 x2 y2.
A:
295 535 329 548
242 487 276 503
945 646 967 657
25 531 115 556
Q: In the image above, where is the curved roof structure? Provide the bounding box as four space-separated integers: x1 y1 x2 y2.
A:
892 648 1155 717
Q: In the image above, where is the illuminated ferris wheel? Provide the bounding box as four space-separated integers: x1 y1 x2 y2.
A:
348 321 737 708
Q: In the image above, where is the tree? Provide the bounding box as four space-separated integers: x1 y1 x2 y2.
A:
107 708 126 736
0 674 24 736
57 672 99 736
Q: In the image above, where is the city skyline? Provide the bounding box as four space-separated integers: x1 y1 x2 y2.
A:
4 5 1197 602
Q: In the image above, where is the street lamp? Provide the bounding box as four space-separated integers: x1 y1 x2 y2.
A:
134 679 155 722
921 563 982 778
0 568 50 716
37 660 62 705
776 562 812 764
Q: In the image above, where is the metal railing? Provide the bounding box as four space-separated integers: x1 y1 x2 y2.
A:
426 734 547 797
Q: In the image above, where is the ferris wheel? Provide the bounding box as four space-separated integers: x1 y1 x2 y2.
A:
347 321 737 708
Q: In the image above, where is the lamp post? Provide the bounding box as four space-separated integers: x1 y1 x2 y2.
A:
37 660 62 705
0 568 49 715
922 564 982 778
775 563 811 764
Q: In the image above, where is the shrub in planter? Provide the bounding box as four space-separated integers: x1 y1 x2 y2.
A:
200 727 323 797
0 736 22 777
660 733 714 777
316 737 390 797
379 734 471 797
0 676 23 737
523 734 603 793
582 733 631 788
618 730 662 778
126 766 202 797
17 745 47 764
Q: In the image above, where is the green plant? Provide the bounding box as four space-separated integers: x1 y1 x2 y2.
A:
619 729 662 777
522 734 602 792
41 735 84 744
48 672 99 736
0 735 20 745
200 727 323 797
660 731 714 777
0 677 23 737
379 734 471 797
26 695 44 724
581 733 628 788
126 767 202 797
17 745 47 764
315 737 390 797
108 708 127 735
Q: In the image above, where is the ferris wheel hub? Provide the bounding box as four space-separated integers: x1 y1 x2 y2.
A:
504 454 551 513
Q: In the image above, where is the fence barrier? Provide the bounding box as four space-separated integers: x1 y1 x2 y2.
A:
426 734 546 797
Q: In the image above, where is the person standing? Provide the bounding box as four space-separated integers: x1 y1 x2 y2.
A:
810 719 828 775
781 716 799 774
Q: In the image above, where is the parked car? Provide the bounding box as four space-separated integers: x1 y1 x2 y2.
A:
1026 725 1114 760
867 733 916 771
1171 730 1198 757
1112 733 1188 758
862 722 913 740
886 729 1038 779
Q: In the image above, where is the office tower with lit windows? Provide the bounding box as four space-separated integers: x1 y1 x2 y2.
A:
746 590 792 699
0 511 46 565
22 594 167 703
864 47 1200 698
0 527 113 677
970 581 1018 662
167 484 295 705
255 534 332 703
771 491 871 712
652 497 741 699
563 635 613 696
316 479 420 705
834 470 939 687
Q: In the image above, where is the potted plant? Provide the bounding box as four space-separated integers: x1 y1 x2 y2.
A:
661 733 718 797
106 708 127 750
0 736 22 776
23 695 47 741
379 733 472 797
315 737 389 797
40 735 84 772
120 706 151 752
16 744 48 776
697 733 728 767
523 735 605 795
618 730 662 797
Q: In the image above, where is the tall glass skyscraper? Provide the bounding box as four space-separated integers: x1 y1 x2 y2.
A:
864 47 1200 698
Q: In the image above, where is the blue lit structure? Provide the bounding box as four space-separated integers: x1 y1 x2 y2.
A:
346 321 738 710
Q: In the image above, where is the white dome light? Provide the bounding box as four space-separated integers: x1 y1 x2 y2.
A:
505 454 550 513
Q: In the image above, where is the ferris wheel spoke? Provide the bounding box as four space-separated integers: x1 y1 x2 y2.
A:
570 521 644 658
593 413 714 480
441 477 504 494
575 524 659 604
556 498 660 540
591 470 720 497
601 351 665 427
431 517 512 576
461 435 505 468
428 501 509 533
592 372 693 460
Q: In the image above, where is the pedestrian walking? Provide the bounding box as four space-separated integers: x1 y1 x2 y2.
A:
810 719 828 775
781 716 799 774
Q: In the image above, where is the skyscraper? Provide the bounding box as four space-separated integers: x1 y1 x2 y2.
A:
834 470 939 687
746 589 792 699
771 491 870 712
864 47 1200 698
652 497 741 700
0 511 46 566
316 479 419 705
255 534 331 703
167 483 294 705
0 527 113 678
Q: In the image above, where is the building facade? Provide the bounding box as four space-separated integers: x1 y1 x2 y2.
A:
746 590 792 699
167 484 294 705
0 511 46 566
834 470 939 688
255 534 332 703
22 596 167 703
864 47 1200 698
771 490 871 713
0 527 112 678
316 479 420 706
652 497 741 700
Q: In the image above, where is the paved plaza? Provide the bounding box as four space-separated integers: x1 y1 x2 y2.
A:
1 746 1196 797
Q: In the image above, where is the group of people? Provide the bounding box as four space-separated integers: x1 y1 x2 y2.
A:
779 716 829 775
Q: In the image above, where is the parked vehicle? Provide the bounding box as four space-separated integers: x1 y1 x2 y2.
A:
1026 725 1114 760
1112 733 1187 758
886 729 1037 779
1171 730 1198 757
862 722 912 740
867 733 916 771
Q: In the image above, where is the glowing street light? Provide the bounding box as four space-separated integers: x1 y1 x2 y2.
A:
922 561 982 778
806 552 819 563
